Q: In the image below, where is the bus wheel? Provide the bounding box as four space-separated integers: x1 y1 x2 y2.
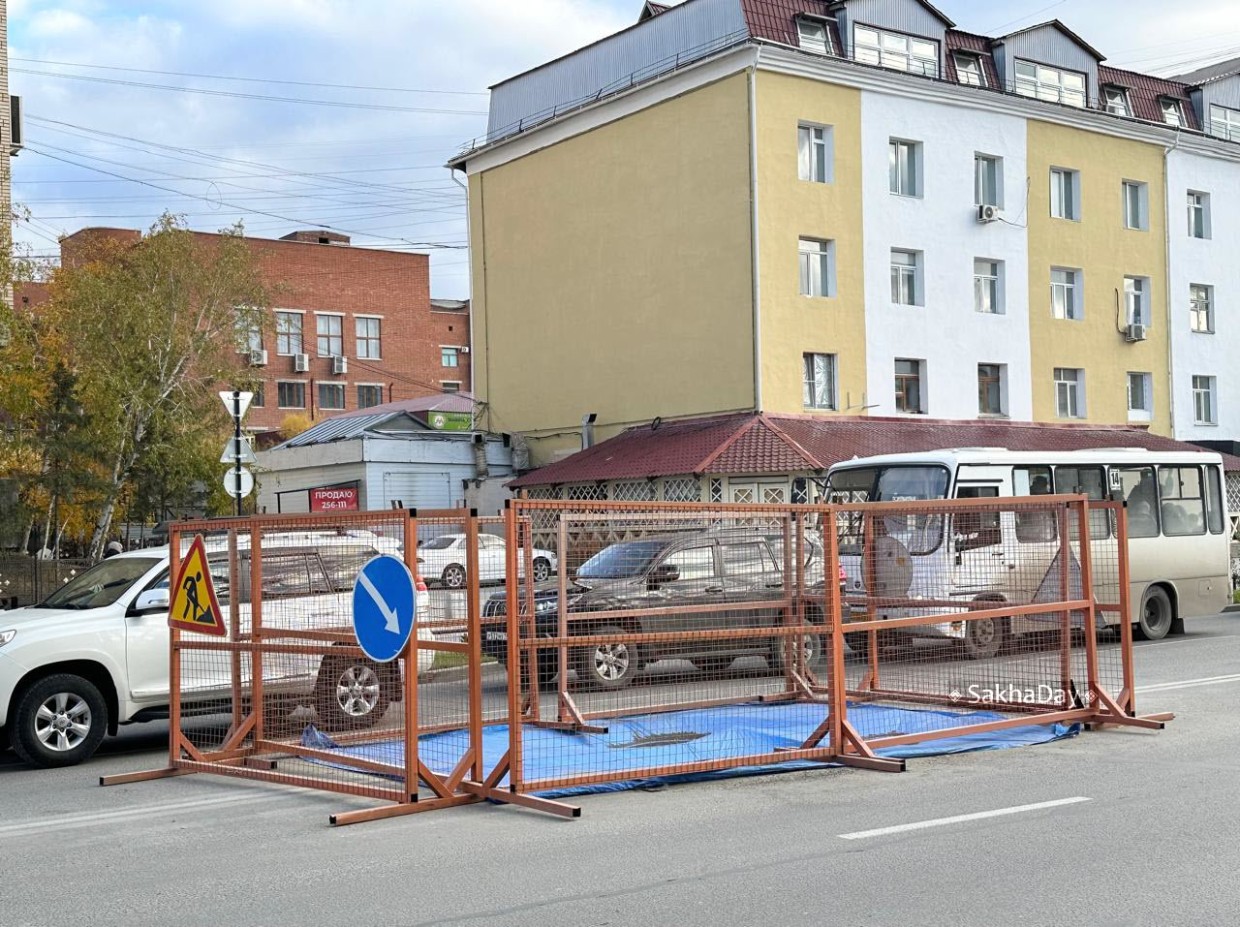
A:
963 616 1006 660
1136 587 1173 641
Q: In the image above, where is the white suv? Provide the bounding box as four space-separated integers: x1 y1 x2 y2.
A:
0 538 431 768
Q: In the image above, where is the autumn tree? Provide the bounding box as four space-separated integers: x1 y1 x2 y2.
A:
4 215 269 556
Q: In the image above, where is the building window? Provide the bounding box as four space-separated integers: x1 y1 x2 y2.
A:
1209 104 1240 141
894 359 924 414
1050 168 1079 220
802 352 837 410
854 26 938 77
1193 375 1217 425
1015 59 1086 108
357 384 383 409
889 139 920 196
277 381 306 409
974 259 1002 314
891 249 921 306
1190 284 1214 333
953 52 985 86
1054 368 1084 419
1127 372 1152 421
1103 86 1131 116
1187 191 1211 239
355 317 381 359
1050 268 1082 320
796 17 832 55
978 364 1004 415
974 154 1001 207
236 316 262 353
1160 97 1184 127
798 238 835 297
797 123 833 183
252 383 265 408
1125 276 1150 326
441 381 461 394
1123 181 1148 231
318 383 345 411
275 312 302 356
316 313 343 357
441 347 459 367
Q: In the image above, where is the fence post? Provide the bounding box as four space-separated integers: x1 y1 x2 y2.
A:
1078 499 1101 710
825 503 846 757
1115 503 1136 713
504 501 523 793
404 511 420 803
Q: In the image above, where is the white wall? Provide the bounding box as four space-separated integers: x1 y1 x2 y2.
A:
1167 148 1240 443
860 91 1031 420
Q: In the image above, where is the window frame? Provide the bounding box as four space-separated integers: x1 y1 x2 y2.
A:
317 382 346 411
973 258 1002 314
276 381 306 410
977 363 1004 416
1124 275 1150 327
798 237 836 298
1050 167 1080 220
1209 104 1240 141
1127 371 1152 421
854 24 939 77
888 138 921 197
441 346 460 368
1050 267 1082 321
1192 375 1217 425
316 313 344 358
1122 180 1148 231
802 352 837 411
1187 191 1211 239
953 52 986 87
275 311 303 356
356 384 384 409
894 358 925 414
797 123 833 183
796 16 832 56
1103 86 1131 116
1054 367 1084 419
1161 97 1184 127
355 316 381 360
974 153 1002 208
1190 283 1214 334
890 249 921 306
1015 59 1087 108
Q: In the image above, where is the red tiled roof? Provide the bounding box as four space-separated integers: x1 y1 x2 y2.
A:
510 412 1240 487
1098 65 1199 131
740 0 834 48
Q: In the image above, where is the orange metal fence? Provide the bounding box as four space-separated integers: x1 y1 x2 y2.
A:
101 496 1167 824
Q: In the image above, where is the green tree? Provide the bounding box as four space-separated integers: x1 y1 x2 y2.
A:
7 215 269 557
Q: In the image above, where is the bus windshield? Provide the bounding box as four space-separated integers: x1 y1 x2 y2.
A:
825 466 949 555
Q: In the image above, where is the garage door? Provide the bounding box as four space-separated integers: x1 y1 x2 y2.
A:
381 472 454 510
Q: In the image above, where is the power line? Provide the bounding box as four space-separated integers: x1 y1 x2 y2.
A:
11 67 489 116
11 57 490 96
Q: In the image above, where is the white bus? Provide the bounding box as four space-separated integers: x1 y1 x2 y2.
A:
824 448 1230 656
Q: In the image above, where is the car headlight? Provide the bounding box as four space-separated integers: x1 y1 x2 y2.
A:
534 599 558 613
0 629 15 648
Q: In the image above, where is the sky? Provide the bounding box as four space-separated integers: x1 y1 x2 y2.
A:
8 0 1240 298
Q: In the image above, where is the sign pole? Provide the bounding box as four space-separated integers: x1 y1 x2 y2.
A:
232 390 244 517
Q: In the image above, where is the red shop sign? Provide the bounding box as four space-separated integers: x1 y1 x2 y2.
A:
309 486 359 512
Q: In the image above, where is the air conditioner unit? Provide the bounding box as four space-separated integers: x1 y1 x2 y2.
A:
332 355 348 374
976 204 1002 223
293 353 310 372
248 349 268 367
459 346 470 355
1125 323 1148 342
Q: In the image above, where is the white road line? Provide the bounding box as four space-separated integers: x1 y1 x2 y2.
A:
1137 673 1240 694
0 792 281 837
838 797 1091 841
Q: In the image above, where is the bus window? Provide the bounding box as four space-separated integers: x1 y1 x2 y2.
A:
954 485 1001 551
1113 466 1159 538
1159 466 1206 536
1056 466 1110 539
1014 466 1056 542
1206 467 1226 535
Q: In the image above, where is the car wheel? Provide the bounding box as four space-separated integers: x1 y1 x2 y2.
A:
1136 586 1173 641
690 655 734 675
532 558 552 583
963 616 1007 660
577 625 638 690
315 656 391 731
845 629 902 661
441 564 467 589
773 608 826 672
11 674 108 768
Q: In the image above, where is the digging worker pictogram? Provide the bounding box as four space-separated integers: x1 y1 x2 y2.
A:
181 570 207 623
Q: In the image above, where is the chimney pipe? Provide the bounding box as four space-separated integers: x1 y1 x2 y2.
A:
581 413 598 450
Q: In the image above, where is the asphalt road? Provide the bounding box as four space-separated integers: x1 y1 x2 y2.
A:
3 614 1240 926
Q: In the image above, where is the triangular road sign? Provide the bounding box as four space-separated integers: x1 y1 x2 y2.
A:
168 535 227 636
219 390 254 420
220 436 258 464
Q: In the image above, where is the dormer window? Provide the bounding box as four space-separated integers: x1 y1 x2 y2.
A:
1161 98 1184 127
1209 104 1240 141
1015 60 1086 108
796 17 832 56
854 25 939 78
1103 86 1131 117
952 52 986 87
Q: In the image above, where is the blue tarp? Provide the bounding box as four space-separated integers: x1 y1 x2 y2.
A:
302 702 1078 798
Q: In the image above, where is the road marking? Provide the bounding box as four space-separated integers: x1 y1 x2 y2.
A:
358 569 400 633
837 797 1091 841
0 792 285 837
1137 673 1240 694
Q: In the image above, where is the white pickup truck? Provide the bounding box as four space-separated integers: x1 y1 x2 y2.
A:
0 536 431 768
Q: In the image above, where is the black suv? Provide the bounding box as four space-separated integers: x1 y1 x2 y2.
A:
481 529 826 690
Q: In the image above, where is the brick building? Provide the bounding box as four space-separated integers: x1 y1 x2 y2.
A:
59 227 472 438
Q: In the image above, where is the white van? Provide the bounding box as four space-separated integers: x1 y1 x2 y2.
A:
0 536 432 768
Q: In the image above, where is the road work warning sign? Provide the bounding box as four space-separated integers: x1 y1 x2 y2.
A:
168 535 226 636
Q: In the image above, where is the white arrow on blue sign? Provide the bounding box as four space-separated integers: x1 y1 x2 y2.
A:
351 555 416 663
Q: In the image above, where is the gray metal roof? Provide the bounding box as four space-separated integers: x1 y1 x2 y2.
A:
1172 56 1240 88
276 411 417 448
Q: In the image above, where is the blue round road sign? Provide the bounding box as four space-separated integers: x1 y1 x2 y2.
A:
351 555 416 663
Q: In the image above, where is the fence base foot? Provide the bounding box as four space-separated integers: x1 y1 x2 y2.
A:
461 781 581 818
832 754 906 773
330 794 479 827
99 766 194 786
1086 712 1170 731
